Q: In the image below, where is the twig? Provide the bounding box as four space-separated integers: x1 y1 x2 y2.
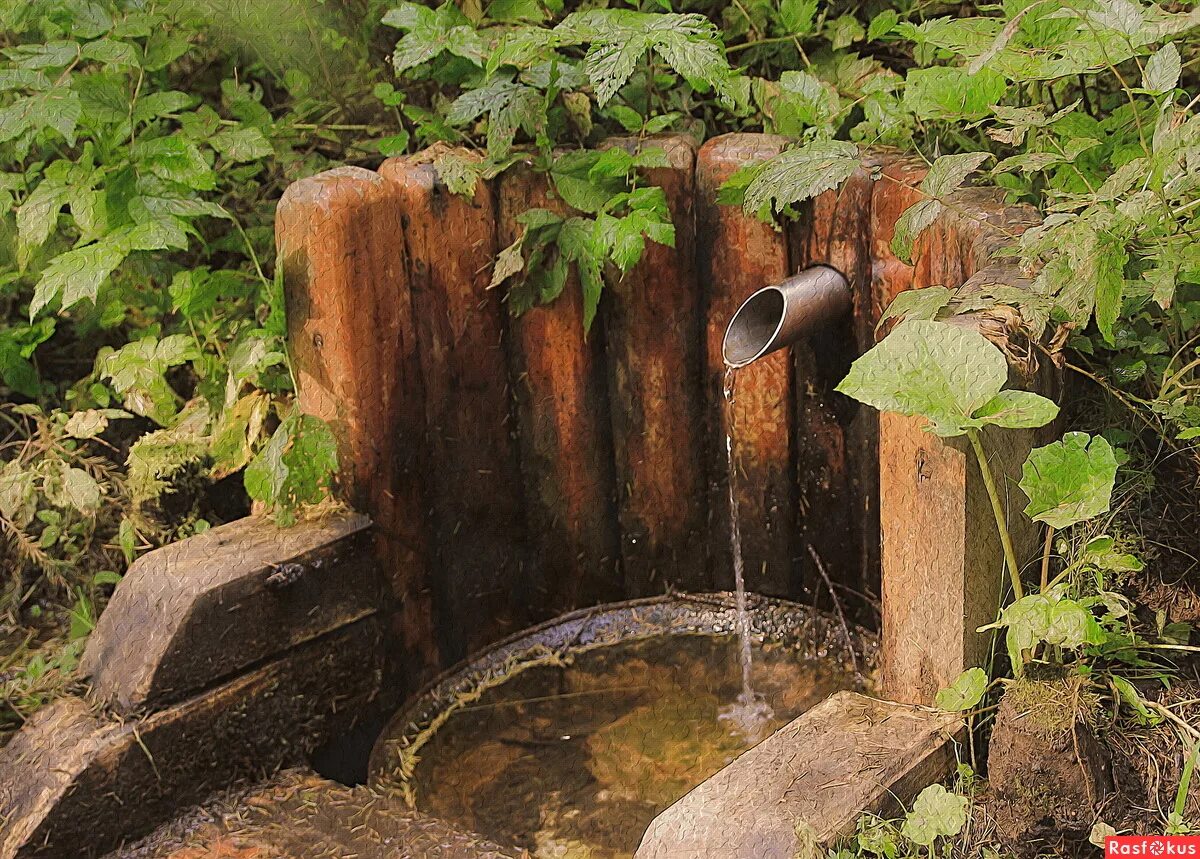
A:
806 544 859 675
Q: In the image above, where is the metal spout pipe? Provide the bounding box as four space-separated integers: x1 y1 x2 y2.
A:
722 265 851 368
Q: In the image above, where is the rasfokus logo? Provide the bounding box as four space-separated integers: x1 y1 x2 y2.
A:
1107 837 1200 856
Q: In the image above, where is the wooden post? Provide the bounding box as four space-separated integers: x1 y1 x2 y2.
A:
601 135 710 596
874 174 1051 706
276 166 440 686
380 155 529 660
792 167 877 620
696 134 795 597
499 163 622 618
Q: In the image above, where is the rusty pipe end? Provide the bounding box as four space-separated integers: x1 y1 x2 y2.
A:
722 265 851 368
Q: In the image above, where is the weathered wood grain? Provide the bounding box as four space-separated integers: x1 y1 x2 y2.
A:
499 163 621 618
870 154 928 312
636 692 964 859
792 166 876 620
380 155 529 660
276 166 440 686
876 181 1053 706
80 511 376 713
109 769 528 859
600 135 709 596
696 133 795 597
0 620 383 859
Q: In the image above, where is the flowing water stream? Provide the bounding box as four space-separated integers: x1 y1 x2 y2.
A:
716 367 774 741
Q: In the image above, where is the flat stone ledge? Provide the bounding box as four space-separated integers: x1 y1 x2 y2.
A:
1 618 383 859
635 691 964 859
81 510 376 713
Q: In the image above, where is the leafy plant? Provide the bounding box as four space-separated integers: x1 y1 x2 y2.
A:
837 319 1060 600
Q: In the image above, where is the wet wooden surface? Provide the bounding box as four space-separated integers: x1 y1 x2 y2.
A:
697 133 795 597
637 691 964 858
0 621 383 859
792 167 877 623
105 769 528 859
381 155 529 661
601 135 710 596
276 167 440 687
499 163 622 620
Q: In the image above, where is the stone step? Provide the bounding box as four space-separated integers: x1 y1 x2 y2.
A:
635 691 964 859
108 769 527 859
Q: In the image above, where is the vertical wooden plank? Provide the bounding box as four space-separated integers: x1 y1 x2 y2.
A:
499 163 621 618
870 155 929 312
601 135 709 596
379 155 528 660
697 133 794 597
276 166 440 687
792 167 877 621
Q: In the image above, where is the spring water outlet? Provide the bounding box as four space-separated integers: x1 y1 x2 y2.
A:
721 265 851 368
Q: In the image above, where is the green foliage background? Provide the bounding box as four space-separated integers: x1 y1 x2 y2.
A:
1 0 1198 773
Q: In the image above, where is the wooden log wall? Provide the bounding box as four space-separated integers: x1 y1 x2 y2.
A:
278 136 1047 698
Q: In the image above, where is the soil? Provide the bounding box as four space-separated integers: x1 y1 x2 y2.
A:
1120 452 1200 625
987 674 1112 855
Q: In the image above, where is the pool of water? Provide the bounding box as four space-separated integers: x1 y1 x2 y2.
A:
377 633 859 858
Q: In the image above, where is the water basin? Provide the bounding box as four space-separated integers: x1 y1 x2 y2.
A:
369 594 875 858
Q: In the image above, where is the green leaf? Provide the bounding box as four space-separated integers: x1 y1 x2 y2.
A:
901 785 968 847
0 462 37 527
16 179 69 267
245 414 339 525
971 390 1059 430
876 286 952 330
31 239 128 317
100 335 199 425
1093 237 1128 345
780 0 818 36
1020 432 1118 529
836 320 1008 437
934 667 988 712
1143 43 1181 93
488 0 547 23
868 10 899 40
61 467 102 514
64 409 128 439
0 87 82 145
81 38 137 67
1112 675 1163 726
891 153 991 262
132 136 216 191
903 67 1006 121
132 90 195 124
742 140 860 217
210 127 273 162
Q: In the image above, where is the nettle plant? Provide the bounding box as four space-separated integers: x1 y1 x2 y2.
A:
0 0 352 593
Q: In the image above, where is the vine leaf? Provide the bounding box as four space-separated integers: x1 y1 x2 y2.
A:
934 667 988 712
1019 432 1118 529
891 152 991 263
